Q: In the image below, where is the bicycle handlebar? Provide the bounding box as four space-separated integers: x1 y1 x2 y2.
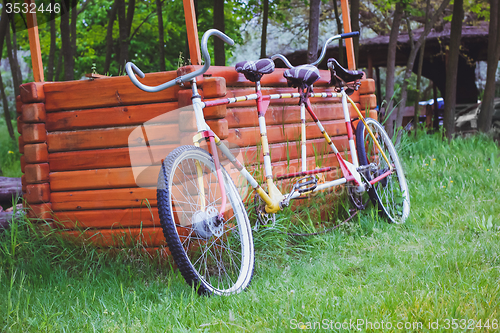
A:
310 31 359 66
270 54 294 69
125 29 234 93
270 31 359 69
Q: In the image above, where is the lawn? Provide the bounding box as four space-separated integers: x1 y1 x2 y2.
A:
0 123 499 332
0 118 22 178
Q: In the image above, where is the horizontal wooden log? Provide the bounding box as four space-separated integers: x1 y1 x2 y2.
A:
24 143 49 163
26 203 52 220
181 66 334 88
51 188 157 211
43 71 180 111
25 183 50 204
226 103 360 129
52 208 160 229
358 94 377 110
17 116 23 134
20 82 45 103
50 167 152 191
179 113 228 135
177 90 227 119
359 79 375 95
21 175 26 193
25 163 50 184
48 144 176 171
0 212 14 229
47 123 179 152
239 153 346 187
22 123 47 143
16 95 22 113
239 136 349 166
20 155 26 173
0 177 22 203
45 104 180 131
22 103 46 123
18 135 24 154
227 119 346 148
200 77 226 97
215 86 351 108
60 227 167 247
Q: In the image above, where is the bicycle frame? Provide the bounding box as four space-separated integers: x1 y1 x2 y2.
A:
187 77 392 216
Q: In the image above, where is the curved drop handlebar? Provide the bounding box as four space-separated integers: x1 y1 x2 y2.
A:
270 54 294 69
125 29 234 93
310 31 359 66
270 31 359 69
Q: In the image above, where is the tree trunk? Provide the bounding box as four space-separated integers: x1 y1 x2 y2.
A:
0 76 14 141
0 7 7 49
0 7 14 141
104 1 118 74
8 21 22 90
332 0 344 67
413 0 430 138
478 0 500 132
383 1 404 135
60 0 73 80
394 0 451 141
117 0 136 72
413 39 426 138
307 0 321 64
443 0 464 140
55 50 63 81
156 0 165 71
0 72 15 141
6 25 21 97
213 0 225 65
47 0 57 81
351 0 360 67
260 0 269 59
71 0 77 71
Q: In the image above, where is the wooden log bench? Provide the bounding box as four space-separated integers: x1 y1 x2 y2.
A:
0 177 22 204
16 65 377 252
0 177 23 228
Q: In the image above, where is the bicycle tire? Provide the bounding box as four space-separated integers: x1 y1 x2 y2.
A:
157 145 254 295
355 118 410 223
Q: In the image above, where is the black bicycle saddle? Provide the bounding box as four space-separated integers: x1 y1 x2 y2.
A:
235 58 275 82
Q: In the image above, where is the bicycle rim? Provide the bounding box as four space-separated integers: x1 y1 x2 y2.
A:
157 145 254 295
356 118 410 223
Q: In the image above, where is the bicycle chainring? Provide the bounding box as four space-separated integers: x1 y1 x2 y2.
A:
253 192 276 231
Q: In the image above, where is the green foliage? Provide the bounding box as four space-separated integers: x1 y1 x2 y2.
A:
0 118 22 178
14 0 249 79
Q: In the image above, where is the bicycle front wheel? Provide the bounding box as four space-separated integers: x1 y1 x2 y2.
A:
157 145 254 295
355 118 410 223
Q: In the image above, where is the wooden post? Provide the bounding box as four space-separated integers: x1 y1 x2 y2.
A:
340 0 356 70
367 54 373 78
375 66 381 106
183 0 202 65
25 0 44 82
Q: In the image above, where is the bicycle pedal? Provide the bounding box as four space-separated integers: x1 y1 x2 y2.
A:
295 176 318 194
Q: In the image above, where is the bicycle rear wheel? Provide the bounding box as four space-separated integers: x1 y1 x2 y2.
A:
157 145 254 295
355 118 410 223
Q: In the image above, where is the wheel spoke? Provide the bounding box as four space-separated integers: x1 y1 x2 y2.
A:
157 146 253 295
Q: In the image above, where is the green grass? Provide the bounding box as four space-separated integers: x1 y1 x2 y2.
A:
1 131 500 332
0 118 22 178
